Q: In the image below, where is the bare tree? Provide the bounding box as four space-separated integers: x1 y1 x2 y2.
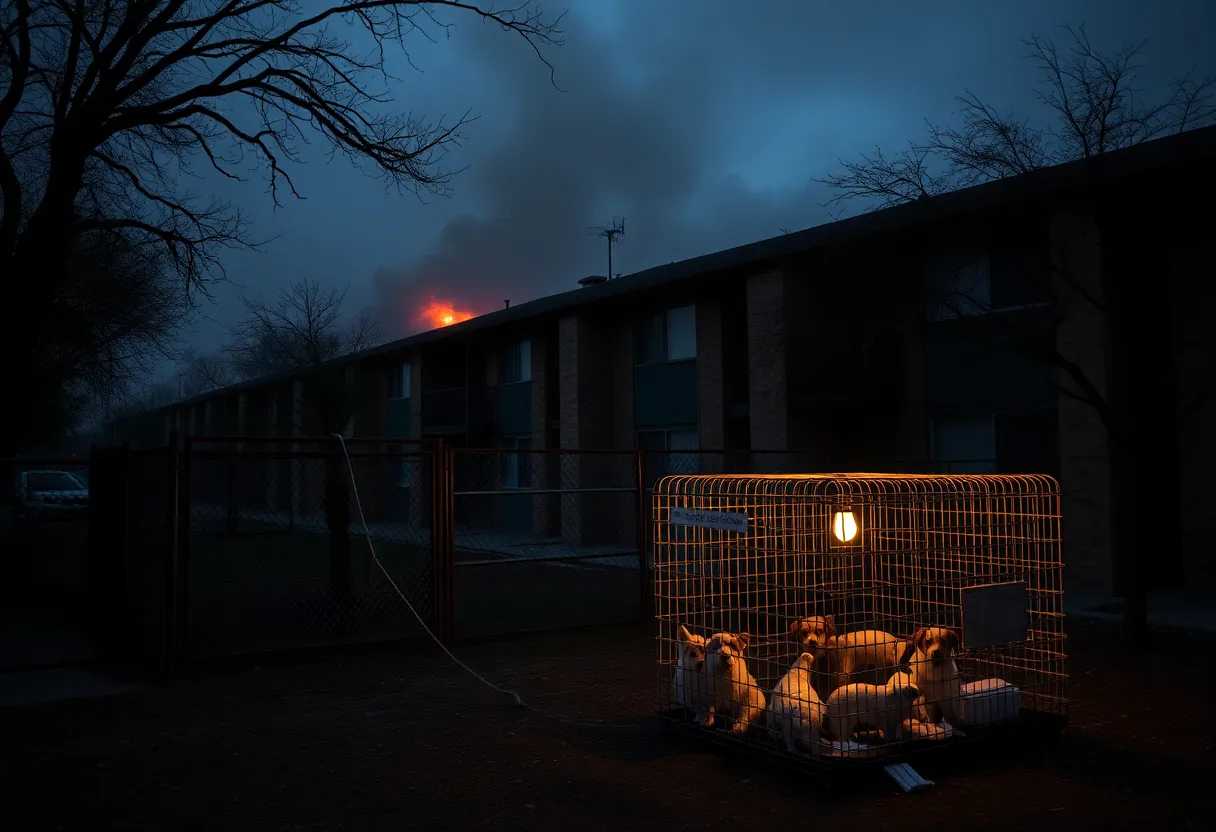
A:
227 278 379 383
37 224 193 441
815 24 1215 640
0 0 563 453
226 276 378 621
819 25 1213 207
178 348 236 397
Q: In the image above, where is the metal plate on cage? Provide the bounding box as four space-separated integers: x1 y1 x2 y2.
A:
961 582 1028 649
669 507 749 533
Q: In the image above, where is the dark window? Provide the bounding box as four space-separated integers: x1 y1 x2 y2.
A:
635 306 697 364
931 414 997 473
636 314 666 365
638 428 700 484
389 444 416 489
926 248 991 321
500 435 533 488
388 361 411 400
989 218 1053 309
499 340 532 385
995 410 1059 477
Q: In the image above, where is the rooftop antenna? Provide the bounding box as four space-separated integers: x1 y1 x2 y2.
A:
587 216 626 280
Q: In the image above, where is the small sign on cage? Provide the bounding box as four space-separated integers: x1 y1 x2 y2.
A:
669 507 749 533
961 581 1029 649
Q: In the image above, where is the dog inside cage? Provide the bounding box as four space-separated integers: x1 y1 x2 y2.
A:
653 473 1068 766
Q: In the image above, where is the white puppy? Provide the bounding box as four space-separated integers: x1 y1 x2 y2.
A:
766 652 824 755
824 674 920 746
790 616 903 693
671 624 710 721
704 631 767 737
899 627 962 725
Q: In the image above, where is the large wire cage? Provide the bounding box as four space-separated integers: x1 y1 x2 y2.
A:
653 473 1068 768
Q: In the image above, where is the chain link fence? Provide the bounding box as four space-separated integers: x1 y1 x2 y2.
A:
448 450 643 637
34 439 998 667
185 437 435 658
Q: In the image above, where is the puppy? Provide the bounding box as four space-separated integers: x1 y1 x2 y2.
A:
824 674 920 746
790 616 902 693
898 627 962 725
887 669 955 740
704 631 767 736
766 652 824 755
671 625 710 721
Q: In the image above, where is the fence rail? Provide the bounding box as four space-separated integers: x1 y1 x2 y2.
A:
4 437 1000 672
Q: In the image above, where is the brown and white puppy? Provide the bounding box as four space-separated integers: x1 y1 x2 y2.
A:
766 652 824 756
824 674 920 745
898 627 962 725
790 616 903 694
704 631 767 736
671 625 710 721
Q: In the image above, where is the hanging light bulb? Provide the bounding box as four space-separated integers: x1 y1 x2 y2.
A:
832 508 859 543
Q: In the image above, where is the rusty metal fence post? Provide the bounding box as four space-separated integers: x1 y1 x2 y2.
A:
636 451 650 619
176 436 193 665
429 439 455 644
443 443 456 643
164 433 180 675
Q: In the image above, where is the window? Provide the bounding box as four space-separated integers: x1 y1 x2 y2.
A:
927 249 991 321
389 361 412 400
638 428 700 480
994 410 1059 477
636 305 697 364
500 435 533 489
931 414 997 473
500 340 532 384
390 445 416 488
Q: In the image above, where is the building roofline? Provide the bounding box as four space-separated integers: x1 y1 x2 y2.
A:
147 124 1216 415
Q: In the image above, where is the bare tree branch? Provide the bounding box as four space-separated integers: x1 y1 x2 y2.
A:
2 0 563 446
814 22 1214 445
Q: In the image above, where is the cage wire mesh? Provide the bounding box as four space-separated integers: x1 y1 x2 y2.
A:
653 473 1067 768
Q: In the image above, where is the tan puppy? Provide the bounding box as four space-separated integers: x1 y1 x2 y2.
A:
824 674 920 745
704 631 767 736
767 652 824 755
899 627 962 725
790 616 903 693
671 625 710 720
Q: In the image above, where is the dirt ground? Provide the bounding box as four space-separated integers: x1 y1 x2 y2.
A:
1 616 1212 831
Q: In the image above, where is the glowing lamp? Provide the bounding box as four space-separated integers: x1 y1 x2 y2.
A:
832 509 859 543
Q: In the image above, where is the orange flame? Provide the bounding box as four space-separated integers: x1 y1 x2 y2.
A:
418 299 475 330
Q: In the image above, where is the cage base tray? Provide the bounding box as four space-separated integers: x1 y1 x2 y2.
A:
659 707 1067 775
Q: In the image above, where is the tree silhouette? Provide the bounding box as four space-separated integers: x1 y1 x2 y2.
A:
1 0 563 452
816 24 1215 640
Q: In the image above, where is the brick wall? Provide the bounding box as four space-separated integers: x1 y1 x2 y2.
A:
696 295 726 449
1172 212 1216 588
409 351 423 439
557 313 635 547
746 270 789 450
531 333 558 537
1051 207 1113 595
611 322 635 450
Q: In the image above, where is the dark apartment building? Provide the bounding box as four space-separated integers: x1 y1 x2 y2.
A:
122 124 1216 598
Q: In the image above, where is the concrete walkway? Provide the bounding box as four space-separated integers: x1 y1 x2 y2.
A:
1067 589 1216 632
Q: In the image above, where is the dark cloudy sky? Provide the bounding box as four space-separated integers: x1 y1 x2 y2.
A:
178 0 1215 355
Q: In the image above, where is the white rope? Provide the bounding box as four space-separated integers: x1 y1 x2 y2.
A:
331 434 643 731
